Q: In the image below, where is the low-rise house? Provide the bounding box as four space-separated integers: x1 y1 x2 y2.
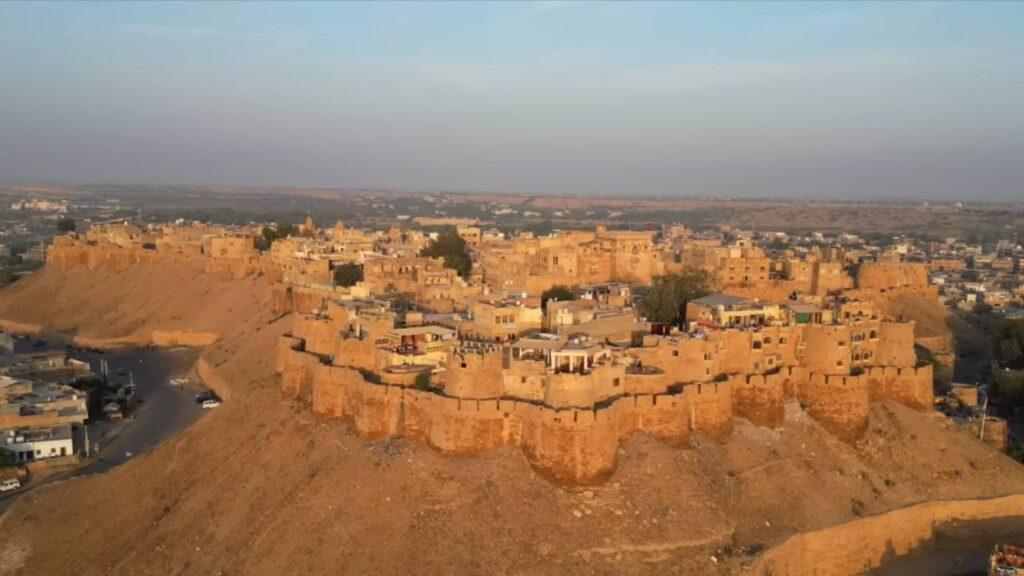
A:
685 294 785 328
2 425 74 462
464 296 542 342
0 376 88 428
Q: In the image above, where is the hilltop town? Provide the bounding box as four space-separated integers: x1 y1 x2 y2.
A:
24 211 1013 483
0 199 1021 575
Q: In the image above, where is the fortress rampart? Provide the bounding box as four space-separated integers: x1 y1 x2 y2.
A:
47 239 282 281
279 335 731 483
278 332 933 483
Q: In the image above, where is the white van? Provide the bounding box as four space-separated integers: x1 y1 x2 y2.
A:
0 478 21 492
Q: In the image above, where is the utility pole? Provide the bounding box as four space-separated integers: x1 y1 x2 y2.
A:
979 396 989 441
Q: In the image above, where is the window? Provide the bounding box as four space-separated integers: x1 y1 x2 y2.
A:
460 362 467 368
752 341 762 350
763 337 772 344
672 350 679 357
520 376 526 384
613 378 620 387
779 337 787 344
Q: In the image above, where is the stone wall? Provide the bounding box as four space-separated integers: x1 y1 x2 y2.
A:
48 239 282 281
279 331 935 482
856 262 929 292
866 365 933 410
798 373 869 441
748 494 1024 576
731 373 785 428
279 337 735 484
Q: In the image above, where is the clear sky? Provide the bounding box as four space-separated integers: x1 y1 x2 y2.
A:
1 1 1022 200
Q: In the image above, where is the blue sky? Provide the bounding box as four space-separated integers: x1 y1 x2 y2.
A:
1 1 1022 199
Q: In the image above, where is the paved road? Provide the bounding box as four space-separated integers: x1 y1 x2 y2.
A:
0 345 208 515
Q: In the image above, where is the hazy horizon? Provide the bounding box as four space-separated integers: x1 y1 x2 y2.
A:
2 1 1023 201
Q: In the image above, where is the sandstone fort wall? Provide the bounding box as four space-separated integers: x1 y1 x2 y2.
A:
748 494 1024 576
279 334 931 483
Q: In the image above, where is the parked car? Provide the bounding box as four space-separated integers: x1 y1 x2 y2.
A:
194 390 215 403
201 399 222 409
0 478 21 492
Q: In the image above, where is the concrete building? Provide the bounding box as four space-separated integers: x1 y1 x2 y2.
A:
2 425 74 462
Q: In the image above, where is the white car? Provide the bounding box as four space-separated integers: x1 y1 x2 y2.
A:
0 478 21 492
201 399 222 409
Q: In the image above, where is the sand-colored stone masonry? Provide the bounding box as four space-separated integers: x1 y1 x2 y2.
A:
280 323 932 483
749 494 1024 576
477 227 665 293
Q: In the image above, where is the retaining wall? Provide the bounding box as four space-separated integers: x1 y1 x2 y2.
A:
748 494 1024 576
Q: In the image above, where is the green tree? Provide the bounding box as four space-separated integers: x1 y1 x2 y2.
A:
55 218 76 233
333 262 364 287
993 319 1024 369
993 370 1024 407
259 222 298 250
0 448 14 468
640 268 719 325
414 370 433 391
541 285 574 309
420 229 471 278
998 339 1024 370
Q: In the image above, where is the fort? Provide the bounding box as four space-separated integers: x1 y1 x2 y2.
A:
45 220 940 484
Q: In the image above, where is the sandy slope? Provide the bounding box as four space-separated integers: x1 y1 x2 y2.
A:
0 263 273 346
882 293 987 356
0 264 1022 576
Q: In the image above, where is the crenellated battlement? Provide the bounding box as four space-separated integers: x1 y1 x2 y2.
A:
279 328 931 484
279 335 734 483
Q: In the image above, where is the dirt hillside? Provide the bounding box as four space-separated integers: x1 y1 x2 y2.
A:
1 264 1022 575
882 294 985 356
0 262 273 346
